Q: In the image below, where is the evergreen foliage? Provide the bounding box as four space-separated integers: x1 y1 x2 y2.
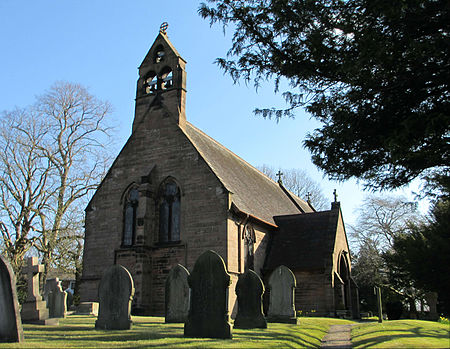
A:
199 0 450 189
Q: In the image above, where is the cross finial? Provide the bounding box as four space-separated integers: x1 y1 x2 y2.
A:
276 170 283 184
306 192 312 202
160 22 169 35
333 189 338 202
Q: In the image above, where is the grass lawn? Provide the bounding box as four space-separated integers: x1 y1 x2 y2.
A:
351 319 450 348
1 315 353 348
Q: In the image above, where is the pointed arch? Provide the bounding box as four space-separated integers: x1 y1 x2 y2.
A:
121 184 139 247
243 224 256 271
157 177 181 243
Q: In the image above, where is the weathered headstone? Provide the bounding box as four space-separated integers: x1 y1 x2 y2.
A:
267 265 298 324
45 278 67 318
234 269 267 329
95 264 134 330
165 264 190 323
184 250 232 339
424 292 439 321
20 257 58 325
0 255 24 343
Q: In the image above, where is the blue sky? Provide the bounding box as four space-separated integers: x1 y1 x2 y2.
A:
0 1 426 229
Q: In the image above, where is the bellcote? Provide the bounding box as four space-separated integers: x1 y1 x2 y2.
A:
133 27 187 131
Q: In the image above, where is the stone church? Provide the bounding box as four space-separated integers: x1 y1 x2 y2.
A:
80 29 359 318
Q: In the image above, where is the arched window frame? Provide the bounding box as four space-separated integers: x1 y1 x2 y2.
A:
243 224 256 271
143 71 157 95
160 66 173 90
157 178 181 244
121 185 139 247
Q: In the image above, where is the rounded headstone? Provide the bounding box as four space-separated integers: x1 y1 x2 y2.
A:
95 264 135 330
234 269 267 329
165 264 190 323
184 250 232 339
0 255 24 342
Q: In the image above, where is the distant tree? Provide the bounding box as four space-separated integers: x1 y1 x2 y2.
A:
351 239 386 312
350 195 419 252
350 194 424 313
385 195 450 315
257 164 328 210
199 0 450 189
0 82 114 283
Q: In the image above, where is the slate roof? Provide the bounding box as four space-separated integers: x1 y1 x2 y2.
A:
265 208 339 271
183 122 313 225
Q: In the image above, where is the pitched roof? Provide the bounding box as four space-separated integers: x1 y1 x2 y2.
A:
265 209 339 271
183 122 313 225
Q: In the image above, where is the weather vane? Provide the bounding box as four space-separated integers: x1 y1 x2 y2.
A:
333 189 338 202
306 192 312 202
160 22 169 35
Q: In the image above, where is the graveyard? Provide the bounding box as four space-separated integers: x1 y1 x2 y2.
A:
0 315 448 348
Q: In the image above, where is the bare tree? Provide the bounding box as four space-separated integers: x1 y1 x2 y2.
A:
0 109 51 273
257 164 328 210
0 82 114 282
350 195 420 252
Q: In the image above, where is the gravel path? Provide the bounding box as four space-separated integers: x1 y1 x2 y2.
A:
320 324 354 349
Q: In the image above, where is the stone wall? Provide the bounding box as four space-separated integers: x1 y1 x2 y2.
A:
80 106 229 315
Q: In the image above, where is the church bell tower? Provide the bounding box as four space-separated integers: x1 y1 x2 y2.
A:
133 24 187 131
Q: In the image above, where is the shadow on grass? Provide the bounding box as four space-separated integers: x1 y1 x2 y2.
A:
352 322 450 348
17 316 347 348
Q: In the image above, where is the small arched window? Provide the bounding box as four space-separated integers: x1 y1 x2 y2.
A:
160 67 173 90
158 180 180 243
243 225 256 271
123 187 139 246
154 45 165 64
144 72 157 94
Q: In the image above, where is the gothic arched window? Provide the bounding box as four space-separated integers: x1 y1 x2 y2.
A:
243 225 255 271
122 187 139 247
158 180 181 243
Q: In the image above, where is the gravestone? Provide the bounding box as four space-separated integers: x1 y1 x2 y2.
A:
95 264 134 330
184 250 232 339
20 257 58 325
0 255 24 343
45 278 67 318
424 292 438 321
165 264 190 323
234 269 267 329
267 265 298 324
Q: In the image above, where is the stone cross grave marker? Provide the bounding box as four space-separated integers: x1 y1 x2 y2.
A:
21 257 58 325
184 250 232 339
234 269 267 329
0 255 24 343
165 264 190 323
95 264 135 330
267 265 298 324
45 278 67 318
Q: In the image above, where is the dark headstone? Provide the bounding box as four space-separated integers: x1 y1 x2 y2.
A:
45 279 67 318
425 292 438 321
184 250 232 339
267 265 298 324
0 255 24 343
20 257 58 325
234 269 267 329
165 264 190 323
95 264 134 330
